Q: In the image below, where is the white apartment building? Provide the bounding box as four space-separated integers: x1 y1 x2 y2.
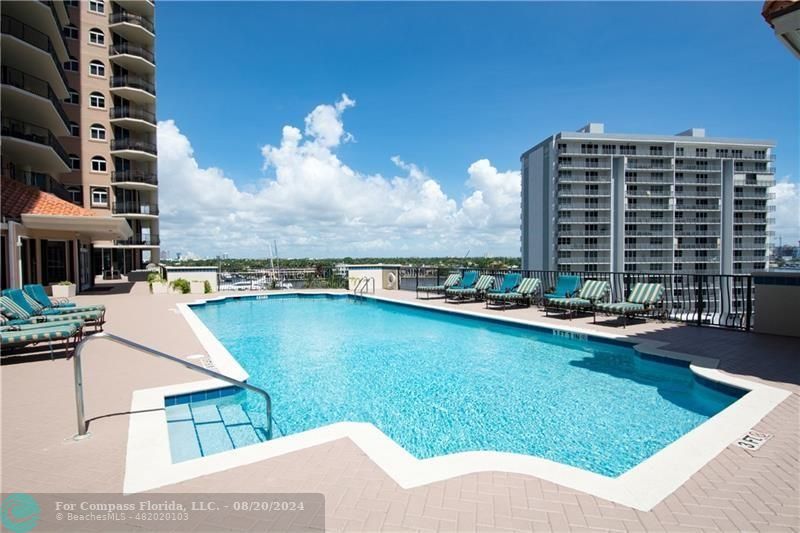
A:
521 123 775 275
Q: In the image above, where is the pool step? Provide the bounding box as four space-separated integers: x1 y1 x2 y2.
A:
165 402 266 463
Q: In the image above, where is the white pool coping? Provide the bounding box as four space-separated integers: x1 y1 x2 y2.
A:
123 291 791 511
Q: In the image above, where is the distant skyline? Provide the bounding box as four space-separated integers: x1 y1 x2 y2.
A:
155 2 799 258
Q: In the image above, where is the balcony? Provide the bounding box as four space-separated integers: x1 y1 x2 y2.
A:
7 171 73 202
110 106 156 131
112 202 159 217
109 12 155 43
110 138 157 161
1 66 69 135
109 43 155 73
1 116 70 174
675 204 720 211
557 230 610 237
674 163 722 172
1 15 68 96
625 176 672 184
557 174 610 183
115 234 160 246
734 165 775 175
110 75 155 104
677 243 719 250
626 161 673 170
557 161 612 170
111 170 158 189
113 0 154 19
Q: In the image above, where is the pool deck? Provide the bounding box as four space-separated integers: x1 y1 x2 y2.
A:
1 283 798 532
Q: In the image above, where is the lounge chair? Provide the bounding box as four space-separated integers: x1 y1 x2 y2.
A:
445 274 495 303
486 273 522 296
544 275 582 301
416 273 461 299
2 288 104 315
545 279 609 319
23 284 76 308
595 282 666 327
485 278 541 309
0 320 83 359
0 294 105 331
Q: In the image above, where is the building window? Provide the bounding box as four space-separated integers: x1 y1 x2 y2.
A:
64 58 79 71
676 147 684 156
66 186 83 206
69 155 80 170
88 0 105 14
63 25 78 39
90 187 108 206
65 89 79 105
695 148 708 157
69 122 80 136
90 156 107 173
88 28 105 45
89 123 106 140
89 92 105 109
754 150 766 159
89 60 105 77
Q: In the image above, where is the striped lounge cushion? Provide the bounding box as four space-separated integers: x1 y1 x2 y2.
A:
1 323 79 344
548 297 592 309
417 285 445 292
578 280 609 301
21 292 46 312
628 283 665 305
517 278 540 295
597 302 645 313
443 274 461 288
0 296 32 321
41 310 102 323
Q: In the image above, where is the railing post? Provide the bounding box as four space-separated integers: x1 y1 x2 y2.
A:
697 276 704 327
416 268 419 290
436 268 440 286
73 345 88 437
745 276 752 332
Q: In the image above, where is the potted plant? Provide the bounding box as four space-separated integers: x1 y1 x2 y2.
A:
169 278 191 294
148 273 169 294
51 281 76 298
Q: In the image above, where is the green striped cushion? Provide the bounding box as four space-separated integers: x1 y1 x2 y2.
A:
42 310 102 323
628 283 664 305
598 302 645 313
42 304 105 315
517 278 540 295
0 314 6 325
22 292 45 312
474 275 495 291
0 296 31 320
549 297 593 309
1 324 78 344
418 285 445 292
443 274 461 288
490 292 524 300
578 280 608 301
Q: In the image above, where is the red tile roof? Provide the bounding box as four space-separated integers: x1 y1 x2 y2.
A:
1 177 96 219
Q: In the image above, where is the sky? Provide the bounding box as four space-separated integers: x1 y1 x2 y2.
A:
155 2 799 259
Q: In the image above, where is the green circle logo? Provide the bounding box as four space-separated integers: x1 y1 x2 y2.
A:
1 493 40 533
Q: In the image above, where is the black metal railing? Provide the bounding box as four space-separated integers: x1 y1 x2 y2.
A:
111 170 158 185
1 66 70 130
1 15 69 88
110 106 156 124
109 11 155 33
7 171 73 202
111 138 157 155
109 43 155 64
112 202 159 215
1 117 70 167
217 268 347 291
110 75 155 95
398 267 755 331
116 234 160 246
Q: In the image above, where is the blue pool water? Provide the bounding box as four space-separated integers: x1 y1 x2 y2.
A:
183 294 743 476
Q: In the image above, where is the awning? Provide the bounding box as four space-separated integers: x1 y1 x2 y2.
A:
21 214 133 240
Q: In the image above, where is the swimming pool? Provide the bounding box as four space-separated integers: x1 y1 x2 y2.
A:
186 294 743 477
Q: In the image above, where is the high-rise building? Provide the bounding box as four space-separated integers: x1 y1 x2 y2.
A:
1 0 157 291
520 123 775 275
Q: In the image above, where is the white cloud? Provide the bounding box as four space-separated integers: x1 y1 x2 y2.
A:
772 177 800 245
157 94 521 258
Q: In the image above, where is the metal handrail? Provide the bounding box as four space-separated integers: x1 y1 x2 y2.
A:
72 332 272 440
352 276 375 296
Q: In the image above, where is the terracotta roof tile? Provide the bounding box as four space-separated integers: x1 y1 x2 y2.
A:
1 177 96 219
